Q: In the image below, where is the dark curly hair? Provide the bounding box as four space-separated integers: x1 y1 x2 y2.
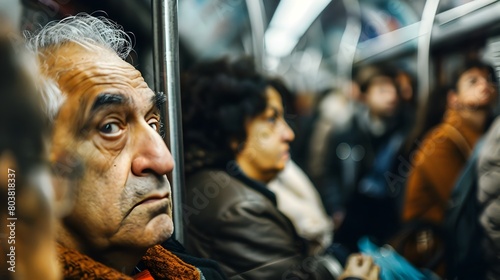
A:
449 59 498 92
181 57 269 174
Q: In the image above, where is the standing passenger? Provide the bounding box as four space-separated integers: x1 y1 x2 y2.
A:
322 64 406 252
403 60 497 224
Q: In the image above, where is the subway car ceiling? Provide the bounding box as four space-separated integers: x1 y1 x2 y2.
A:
13 0 500 93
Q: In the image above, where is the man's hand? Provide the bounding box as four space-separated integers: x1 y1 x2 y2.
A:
339 254 379 280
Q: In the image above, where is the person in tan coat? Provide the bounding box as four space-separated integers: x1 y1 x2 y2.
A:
403 60 498 224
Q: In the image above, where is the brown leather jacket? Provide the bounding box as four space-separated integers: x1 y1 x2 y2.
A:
184 169 339 279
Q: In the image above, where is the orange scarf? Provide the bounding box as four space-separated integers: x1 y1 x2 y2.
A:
57 244 200 280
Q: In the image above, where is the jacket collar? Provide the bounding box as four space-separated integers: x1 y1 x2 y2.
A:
56 243 201 279
229 163 278 206
443 109 483 149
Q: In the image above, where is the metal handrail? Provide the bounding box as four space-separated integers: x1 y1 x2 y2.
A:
355 0 500 64
152 0 185 244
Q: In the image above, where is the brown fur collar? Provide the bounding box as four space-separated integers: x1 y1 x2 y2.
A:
57 243 200 280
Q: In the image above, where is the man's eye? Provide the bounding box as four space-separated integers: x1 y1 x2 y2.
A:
148 119 160 133
99 122 120 135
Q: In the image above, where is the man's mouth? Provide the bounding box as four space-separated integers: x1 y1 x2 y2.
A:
136 193 170 206
139 194 169 204
124 192 171 219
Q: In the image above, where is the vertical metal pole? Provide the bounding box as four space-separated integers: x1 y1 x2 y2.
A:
337 0 361 97
245 0 266 71
411 0 440 150
152 0 185 244
417 0 440 111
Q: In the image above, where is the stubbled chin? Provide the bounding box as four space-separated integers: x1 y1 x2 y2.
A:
146 214 174 244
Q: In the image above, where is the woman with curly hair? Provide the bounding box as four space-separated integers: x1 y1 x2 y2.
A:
181 57 379 280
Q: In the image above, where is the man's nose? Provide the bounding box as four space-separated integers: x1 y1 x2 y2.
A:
132 125 174 177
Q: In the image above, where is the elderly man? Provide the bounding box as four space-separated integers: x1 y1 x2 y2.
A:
26 14 224 279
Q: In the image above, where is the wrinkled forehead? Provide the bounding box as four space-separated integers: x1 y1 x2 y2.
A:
43 42 151 95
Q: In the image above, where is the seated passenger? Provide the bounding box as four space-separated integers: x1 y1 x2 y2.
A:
0 22 60 280
403 60 498 224
181 57 379 279
26 14 225 279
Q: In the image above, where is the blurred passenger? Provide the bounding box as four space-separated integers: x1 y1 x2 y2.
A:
322 63 406 252
26 14 225 279
384 69 418 215
397 69 415 105
403 60 497 224
299 85 358 188
396 69 417 129
0 22 60 280
476 113 500 280
182 57 379 280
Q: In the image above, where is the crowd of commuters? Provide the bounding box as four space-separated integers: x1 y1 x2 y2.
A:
1 5 500 280
279 54 499 279
0 13 382 280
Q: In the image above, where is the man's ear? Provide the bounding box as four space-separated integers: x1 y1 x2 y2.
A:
447 89 458 109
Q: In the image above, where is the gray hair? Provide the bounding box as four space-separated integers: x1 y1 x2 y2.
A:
24 13 134 122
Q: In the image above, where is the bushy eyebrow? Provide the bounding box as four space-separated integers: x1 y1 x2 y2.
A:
153 92 167 109
151 92 167 137
90 93 128 113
